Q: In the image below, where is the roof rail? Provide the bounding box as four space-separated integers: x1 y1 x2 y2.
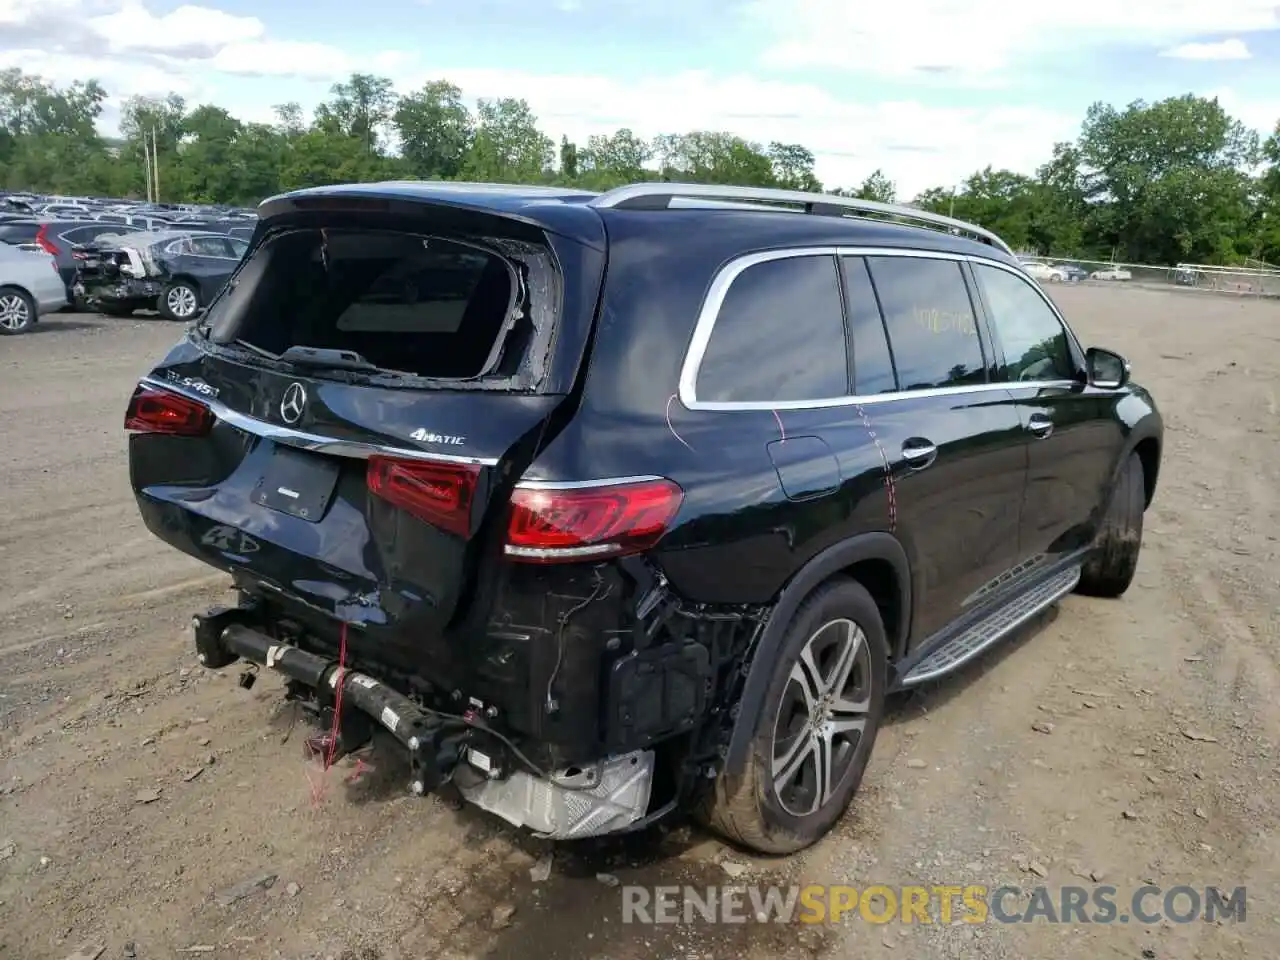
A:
589 182 1014 256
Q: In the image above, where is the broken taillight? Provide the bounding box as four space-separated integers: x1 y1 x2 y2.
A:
366 456 480 539
504 478 684 563
124 384 213 436
35 224 60 257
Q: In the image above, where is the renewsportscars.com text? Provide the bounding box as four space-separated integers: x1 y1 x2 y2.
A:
621 884 1247 926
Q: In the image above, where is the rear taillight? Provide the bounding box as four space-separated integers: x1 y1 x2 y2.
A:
504 478 684 563
367 456 480 539
35 224 60 256
124 384 213 436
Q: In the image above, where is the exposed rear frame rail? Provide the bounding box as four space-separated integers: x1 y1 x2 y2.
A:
589 183 1014 257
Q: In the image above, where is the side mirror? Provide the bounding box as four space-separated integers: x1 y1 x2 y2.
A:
1087 347 1130 389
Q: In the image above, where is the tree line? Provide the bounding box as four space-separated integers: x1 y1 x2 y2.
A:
3 67 1279 267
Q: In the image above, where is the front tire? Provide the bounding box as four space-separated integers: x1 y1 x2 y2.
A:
98 302 135 318
159 280 200 322
0 287 35 335
1077 453 1144 597
700 578 888 855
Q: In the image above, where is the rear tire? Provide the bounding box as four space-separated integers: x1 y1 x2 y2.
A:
0 287 35 335
159 280 200 322
700 578 887 855
1077 453 1144 598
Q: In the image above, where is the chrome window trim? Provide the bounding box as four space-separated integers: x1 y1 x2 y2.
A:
679 246 1090 413
138 376 500 466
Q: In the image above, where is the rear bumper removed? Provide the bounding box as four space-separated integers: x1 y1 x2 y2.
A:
191 605 655 839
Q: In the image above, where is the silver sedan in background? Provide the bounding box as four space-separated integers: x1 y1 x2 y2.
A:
0 242 68 334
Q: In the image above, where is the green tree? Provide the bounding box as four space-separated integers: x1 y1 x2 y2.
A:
315 73 396 155
392 80 472 179
768 142 821 191
461 98 553 182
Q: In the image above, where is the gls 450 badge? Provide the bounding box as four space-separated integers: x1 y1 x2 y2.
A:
410 428 466 445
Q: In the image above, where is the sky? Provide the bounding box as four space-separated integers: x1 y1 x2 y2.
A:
3 0 1280 197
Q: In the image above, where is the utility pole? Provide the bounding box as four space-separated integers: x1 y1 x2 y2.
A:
151 126 160 203
143 134 153 203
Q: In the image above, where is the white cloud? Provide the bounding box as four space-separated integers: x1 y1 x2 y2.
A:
0 46 200 98
1160 38 1252 60
4 0 1277 199
1 0 407 84
745 0 1280 83
403 67 1079 196
87 1 264 56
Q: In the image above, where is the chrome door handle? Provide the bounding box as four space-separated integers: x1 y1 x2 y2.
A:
902 439 937 469
1028 415 1053 438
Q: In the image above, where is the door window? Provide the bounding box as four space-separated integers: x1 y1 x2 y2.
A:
840 256 897 395
973 263 1077 382
190 236 234 257
697 253 848 403
865 256 986 391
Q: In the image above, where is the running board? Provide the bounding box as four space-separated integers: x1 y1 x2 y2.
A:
899 565 1081 687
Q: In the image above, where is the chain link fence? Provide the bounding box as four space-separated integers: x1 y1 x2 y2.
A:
1014 253 1280 298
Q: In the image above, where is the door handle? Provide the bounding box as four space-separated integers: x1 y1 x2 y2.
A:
1028 414 1054 439
902 438 937 469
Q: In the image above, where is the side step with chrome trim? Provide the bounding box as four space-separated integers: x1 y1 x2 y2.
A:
899 565 1081 687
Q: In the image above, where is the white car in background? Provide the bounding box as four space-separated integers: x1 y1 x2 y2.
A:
1091 266 1133 281
1019 259 1068 282
0 243 69 334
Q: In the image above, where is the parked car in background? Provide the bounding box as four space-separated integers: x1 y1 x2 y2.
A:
1091 266 1133 281
1019 259 1068 283
0 243 68 334
1051 263 1088 282
0 218 141 303
76 230 248 320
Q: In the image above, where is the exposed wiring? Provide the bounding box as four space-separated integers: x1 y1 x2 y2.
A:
323 621 349 771
429 707 599 791
665 393 694 451
545 570 610 713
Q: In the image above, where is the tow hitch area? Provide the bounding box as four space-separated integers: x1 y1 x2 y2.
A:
190 604 655 837
192 606 467 796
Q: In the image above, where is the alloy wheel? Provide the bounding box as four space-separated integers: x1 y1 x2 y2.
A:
0 294 31 331
166 285 198 318
771 618 873 817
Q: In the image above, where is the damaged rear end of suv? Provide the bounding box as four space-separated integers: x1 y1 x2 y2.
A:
124 182 744 841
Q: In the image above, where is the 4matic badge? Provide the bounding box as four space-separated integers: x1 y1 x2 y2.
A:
410 428 466 445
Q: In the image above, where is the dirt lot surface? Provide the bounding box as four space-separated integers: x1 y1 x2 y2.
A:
1 289 1277 960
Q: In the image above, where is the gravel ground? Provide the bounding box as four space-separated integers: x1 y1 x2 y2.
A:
0 289 1277 959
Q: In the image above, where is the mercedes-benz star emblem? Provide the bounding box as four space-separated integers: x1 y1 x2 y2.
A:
279 382 307 424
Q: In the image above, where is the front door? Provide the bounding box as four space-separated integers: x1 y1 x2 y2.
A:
968 261 1123 564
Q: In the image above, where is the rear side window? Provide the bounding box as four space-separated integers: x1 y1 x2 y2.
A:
207 229 545 383
0 224 39 244
840 256 897 395
697 254 848 403
865 257 986 391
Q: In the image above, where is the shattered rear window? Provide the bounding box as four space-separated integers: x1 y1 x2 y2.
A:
205 228 558 387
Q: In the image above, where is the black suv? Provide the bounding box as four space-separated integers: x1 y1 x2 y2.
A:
124 181 1162 854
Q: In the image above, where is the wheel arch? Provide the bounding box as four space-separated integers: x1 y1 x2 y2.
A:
0 282 35 302
723 531 911 776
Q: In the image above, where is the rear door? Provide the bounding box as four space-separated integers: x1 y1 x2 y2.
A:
131 205 605 633
852 253 1029 644
969 260 1122 563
